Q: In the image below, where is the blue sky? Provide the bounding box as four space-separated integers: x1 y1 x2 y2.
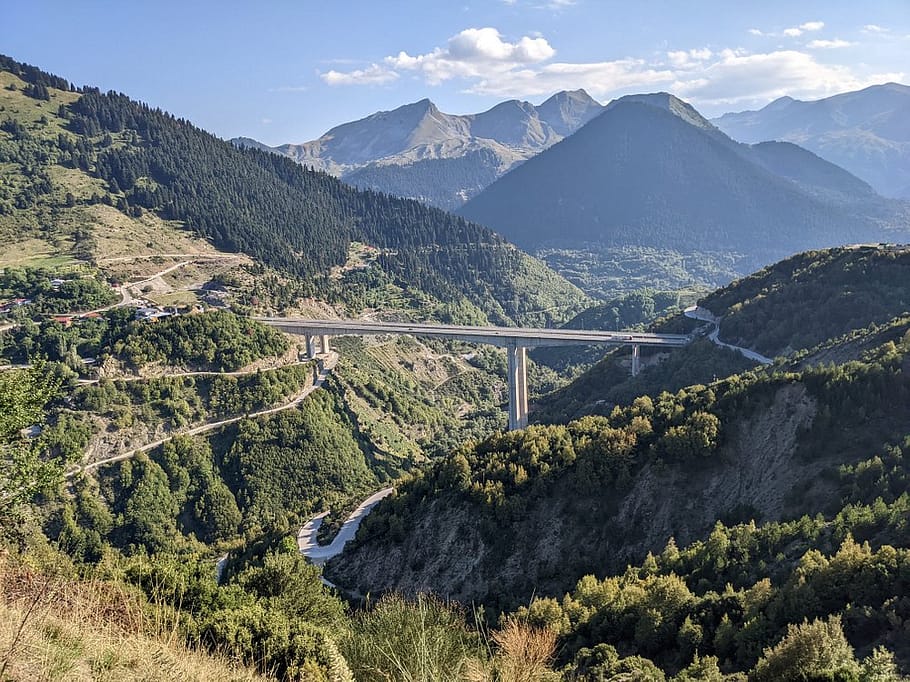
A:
5 1 909 145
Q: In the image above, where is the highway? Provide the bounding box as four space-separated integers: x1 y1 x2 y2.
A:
256 317 691 349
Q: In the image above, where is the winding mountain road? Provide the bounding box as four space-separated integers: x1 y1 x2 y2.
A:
69 352 337 476
298 487 395 566
684 305 773 365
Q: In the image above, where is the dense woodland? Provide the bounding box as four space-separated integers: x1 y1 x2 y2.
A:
336 325 910 676
2 308 289 371
61 82 580 326
0 266 116 313
701 245 910 357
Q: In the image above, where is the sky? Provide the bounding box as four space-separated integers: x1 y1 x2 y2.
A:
4 1 909 145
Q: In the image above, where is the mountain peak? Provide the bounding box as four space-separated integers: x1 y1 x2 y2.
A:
608 92 716 131
536 89 604 137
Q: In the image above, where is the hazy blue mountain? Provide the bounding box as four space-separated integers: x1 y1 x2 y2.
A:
458 95 908 274
231 90 604 209
713 83 910 198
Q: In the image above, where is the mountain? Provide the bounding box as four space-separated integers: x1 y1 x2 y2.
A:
537 244 910 422
328 245 910 675
457 94 909 278
232 90 604 210
714 83 910 199
0 54 584 328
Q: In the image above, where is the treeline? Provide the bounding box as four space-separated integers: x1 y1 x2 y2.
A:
0 55 73 92
0 267 115 314
2 309 288 372
366 326 910 541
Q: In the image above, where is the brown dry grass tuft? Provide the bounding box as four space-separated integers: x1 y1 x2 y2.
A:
0 553 266 681
465 617 558 682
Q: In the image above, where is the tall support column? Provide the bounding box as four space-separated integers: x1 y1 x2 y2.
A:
631 344 641 377
507 343 529 431
305 334 317 358
320 335 331 354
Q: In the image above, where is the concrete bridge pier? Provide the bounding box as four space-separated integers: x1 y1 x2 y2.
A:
507 343 529 431
305 334 317 358
631 344 641 376
321 335 331 354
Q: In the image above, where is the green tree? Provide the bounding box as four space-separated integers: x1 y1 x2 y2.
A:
0 365 60 532
750 616 861 682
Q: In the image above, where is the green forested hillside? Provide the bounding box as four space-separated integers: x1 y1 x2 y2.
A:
331 327 910 676
700 245 910 357
0 54 584 327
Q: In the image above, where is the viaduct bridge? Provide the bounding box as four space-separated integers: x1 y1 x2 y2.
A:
256 318 690 430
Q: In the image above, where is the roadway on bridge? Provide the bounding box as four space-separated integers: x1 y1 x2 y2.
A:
256 317 690 348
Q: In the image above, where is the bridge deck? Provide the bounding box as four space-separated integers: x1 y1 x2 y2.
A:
256 318 690 349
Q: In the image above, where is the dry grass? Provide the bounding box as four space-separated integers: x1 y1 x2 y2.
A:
465 618 558 682
0 554 267 681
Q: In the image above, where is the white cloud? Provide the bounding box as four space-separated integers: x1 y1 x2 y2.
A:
807 39 854 49
863 24 888 33
261 118 272 125
667 48 713 69
321 64 399 86
781 21 824 37
674 49 900 107
467 58 675 97
748 28 765 36
383 27 555 85
321 26 901 112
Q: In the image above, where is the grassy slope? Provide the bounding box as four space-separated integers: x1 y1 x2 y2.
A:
0 71 224 266
0 554 265 681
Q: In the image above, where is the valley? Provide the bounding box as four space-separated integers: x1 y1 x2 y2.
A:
2 38 910 682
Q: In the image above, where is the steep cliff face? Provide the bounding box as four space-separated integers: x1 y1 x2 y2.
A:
327 383 823 605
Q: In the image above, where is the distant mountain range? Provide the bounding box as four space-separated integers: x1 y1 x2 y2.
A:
713 83 910 199
232 90 604 209
457 93 908 272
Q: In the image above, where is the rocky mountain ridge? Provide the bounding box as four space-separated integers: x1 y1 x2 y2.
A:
232 89 604 209
714 82 910 199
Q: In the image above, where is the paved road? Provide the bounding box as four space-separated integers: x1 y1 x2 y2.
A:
258 317 691 349
298 487 395 565
684 305 773 365
69 352 337 476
